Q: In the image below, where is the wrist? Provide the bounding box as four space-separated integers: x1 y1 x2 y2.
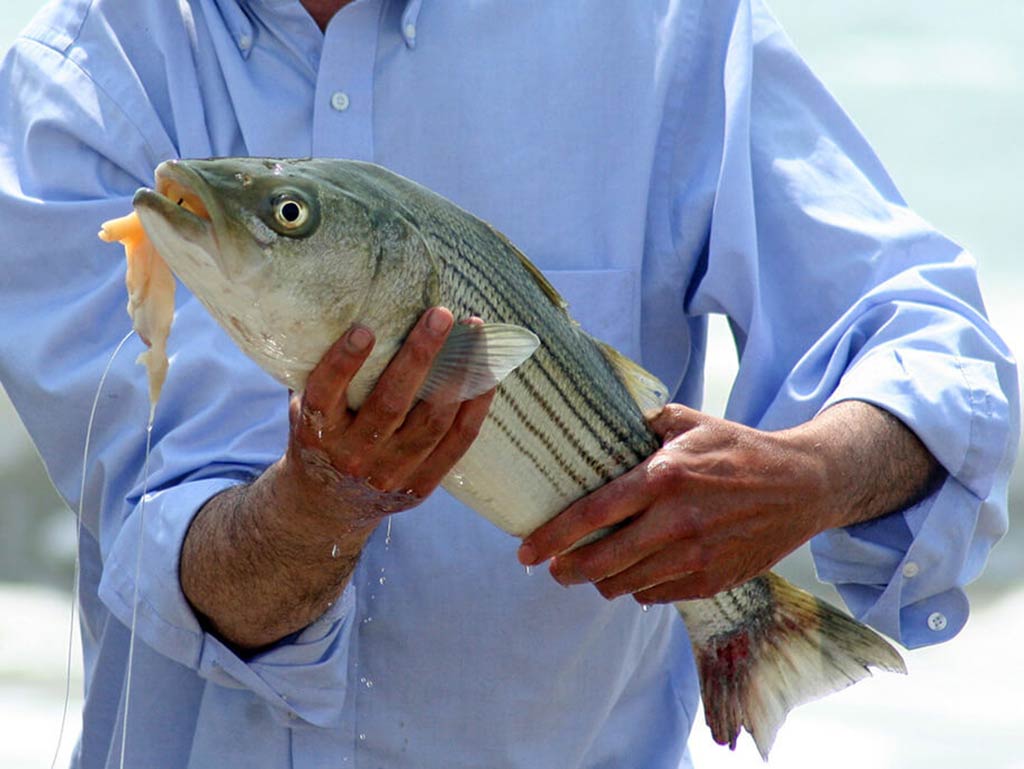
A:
774 417 851 535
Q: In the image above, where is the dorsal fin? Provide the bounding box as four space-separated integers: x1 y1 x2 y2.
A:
595 339 670 415
489 226 568 310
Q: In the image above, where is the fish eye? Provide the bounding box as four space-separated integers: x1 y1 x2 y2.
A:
272 195 310 230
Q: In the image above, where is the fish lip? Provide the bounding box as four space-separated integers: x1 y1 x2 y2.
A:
132 160 224 264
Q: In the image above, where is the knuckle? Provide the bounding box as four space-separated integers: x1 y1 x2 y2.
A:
372 394 406 423
666 508 700 541
423 407 455 436
452 411 485 445
335 456 364 478
404 337 437 369
645 454 686 492
576 553 606 583
578 502 610 529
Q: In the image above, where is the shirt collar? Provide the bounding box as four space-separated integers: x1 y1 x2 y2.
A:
217 0 423 57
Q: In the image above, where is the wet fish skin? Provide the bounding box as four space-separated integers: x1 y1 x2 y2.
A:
110 157 906 758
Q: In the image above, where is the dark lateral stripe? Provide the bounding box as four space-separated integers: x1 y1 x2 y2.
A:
496 387 591 492
433 235 644 468
427 229 629 418
442 236 638 450
488 408 568 497
437 250 620 474
512 372 625 484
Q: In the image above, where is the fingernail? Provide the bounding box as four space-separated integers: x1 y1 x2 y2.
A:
426 308 453 336
518 543 537 566
347 326 372 352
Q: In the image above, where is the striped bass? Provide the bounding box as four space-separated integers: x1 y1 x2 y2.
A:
100 157 906 758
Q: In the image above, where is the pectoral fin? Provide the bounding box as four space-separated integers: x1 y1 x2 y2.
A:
417 323 540 404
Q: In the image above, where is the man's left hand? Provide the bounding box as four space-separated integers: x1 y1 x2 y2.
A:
517 401 939 605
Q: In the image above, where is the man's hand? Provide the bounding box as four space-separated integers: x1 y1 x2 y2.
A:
181 307 494 651
278 307 493 523
517 401 941 605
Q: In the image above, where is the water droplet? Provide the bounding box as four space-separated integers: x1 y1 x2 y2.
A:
370 430 380 442
524 565 533 576
384 516 393 547
361 616 373 625
378 576 387 585
641 604 650 613
364 679 374 689
358 733 367 741
316 427 324 441
331 544 340 559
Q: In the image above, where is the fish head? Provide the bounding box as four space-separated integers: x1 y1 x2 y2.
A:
132 157 408 390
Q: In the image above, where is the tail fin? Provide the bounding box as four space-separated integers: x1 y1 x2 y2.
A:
675 573 906 760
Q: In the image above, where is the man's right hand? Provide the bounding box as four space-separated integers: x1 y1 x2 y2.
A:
180 307 494 651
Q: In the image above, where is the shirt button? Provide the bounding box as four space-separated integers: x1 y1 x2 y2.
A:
404 23 417 40
927 612 948 632
901 561 920 578
238 34 252 52
331 91 351 112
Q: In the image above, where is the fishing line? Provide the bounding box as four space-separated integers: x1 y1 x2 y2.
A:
118 417 153 769
50 329 136 769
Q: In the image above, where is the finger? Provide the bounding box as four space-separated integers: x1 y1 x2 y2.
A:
363 396 462 490
298 326 374 439
547 499 702 587
518 459 661 566
401 388 495 497
590 536 708 600
348 307 454 445
633 570 721 604
648 403 706 441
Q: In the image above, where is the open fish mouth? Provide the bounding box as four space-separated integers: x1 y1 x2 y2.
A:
131 160 228 276
133 161 214 236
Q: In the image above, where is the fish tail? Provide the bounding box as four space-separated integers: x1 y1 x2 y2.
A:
675 573 906 759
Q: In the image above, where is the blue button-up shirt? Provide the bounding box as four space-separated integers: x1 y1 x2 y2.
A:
0 1 1017 768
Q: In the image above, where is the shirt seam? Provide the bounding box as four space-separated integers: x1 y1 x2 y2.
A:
953 355 982 479
14 36 165 165
664 1 712 263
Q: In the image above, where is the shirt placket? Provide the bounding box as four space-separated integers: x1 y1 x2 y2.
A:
312 0 385 161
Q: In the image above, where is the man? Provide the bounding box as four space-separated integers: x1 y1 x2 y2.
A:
0 1 1017 768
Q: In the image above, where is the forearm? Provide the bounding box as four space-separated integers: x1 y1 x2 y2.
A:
180 309 493 652
788 400 944 532
180 459 377 652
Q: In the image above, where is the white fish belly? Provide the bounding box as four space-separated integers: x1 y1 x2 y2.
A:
442 367 627 538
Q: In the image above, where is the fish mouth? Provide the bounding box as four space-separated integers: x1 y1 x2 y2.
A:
132 160 226 274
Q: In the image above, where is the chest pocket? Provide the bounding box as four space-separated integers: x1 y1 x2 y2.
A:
543 269 641 361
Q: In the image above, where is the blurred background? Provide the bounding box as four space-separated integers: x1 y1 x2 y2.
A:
1 1 1021 767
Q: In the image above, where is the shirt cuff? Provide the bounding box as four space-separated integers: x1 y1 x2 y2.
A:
97 477 357 727
810 346 1011 649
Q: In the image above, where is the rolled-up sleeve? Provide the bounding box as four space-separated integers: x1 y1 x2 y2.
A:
681 0 1019 648
98 477 358 727
0 32 357 723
